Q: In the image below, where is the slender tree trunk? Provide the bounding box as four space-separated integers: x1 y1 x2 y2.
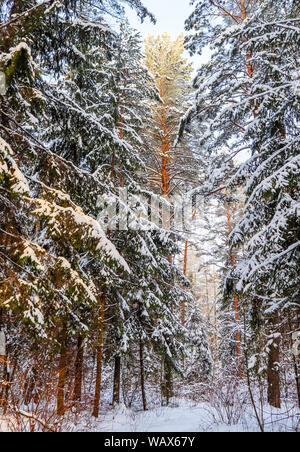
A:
92 290 106 417
159 82 170 199
111 151 115 181
118 103 124 187
165 362 173 406
0 306 8 412
112 356 121 406
0 310 5 405
161 360 173 406
0 358 6 411
24 363 39 406
295 313 300 408
1 361 10 414
288 314 300 408
234 293 242 377
182 208 197 327
267 313 281 408
73 335 84 402
182 239 188 327
160 358 165 405
57 327 67 416
293 354 300 409
0 308 5 365
158 89 174 396
227 201 242 377
139 339 147 411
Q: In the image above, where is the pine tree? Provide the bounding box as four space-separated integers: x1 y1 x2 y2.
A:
144 33 196 199
93 26 197 409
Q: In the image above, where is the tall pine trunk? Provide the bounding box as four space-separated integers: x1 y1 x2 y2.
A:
92 290 106 417
161 360 173 406
57 327 67 416
292 354 300 409
182 239 188 327
226 200 242 377
267 312 281 408
165 362 173 406
112 356 121 406
73 335 84 402
288 314 300 408
139 339 147 411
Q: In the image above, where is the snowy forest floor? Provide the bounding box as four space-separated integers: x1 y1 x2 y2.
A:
65 399 300 432
1 387 299 432
0 400 299 432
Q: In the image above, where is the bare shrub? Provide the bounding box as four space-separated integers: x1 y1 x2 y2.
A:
205 376 248 426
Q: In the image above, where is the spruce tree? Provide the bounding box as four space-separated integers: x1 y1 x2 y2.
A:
183 0 300 407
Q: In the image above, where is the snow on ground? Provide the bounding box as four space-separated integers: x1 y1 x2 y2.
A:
67 399 300 432
1 399 299 432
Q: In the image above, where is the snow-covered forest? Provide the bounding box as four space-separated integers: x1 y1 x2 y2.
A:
0 0 299 433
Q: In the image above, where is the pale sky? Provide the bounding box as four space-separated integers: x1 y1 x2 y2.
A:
125 0 211 69
125 0 194 40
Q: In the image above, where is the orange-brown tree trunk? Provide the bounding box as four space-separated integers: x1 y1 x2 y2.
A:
57 326 67 416
182 209 197 326
73 335 84 402
181 240 188 327
92 289 106 418
227 201 242 377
